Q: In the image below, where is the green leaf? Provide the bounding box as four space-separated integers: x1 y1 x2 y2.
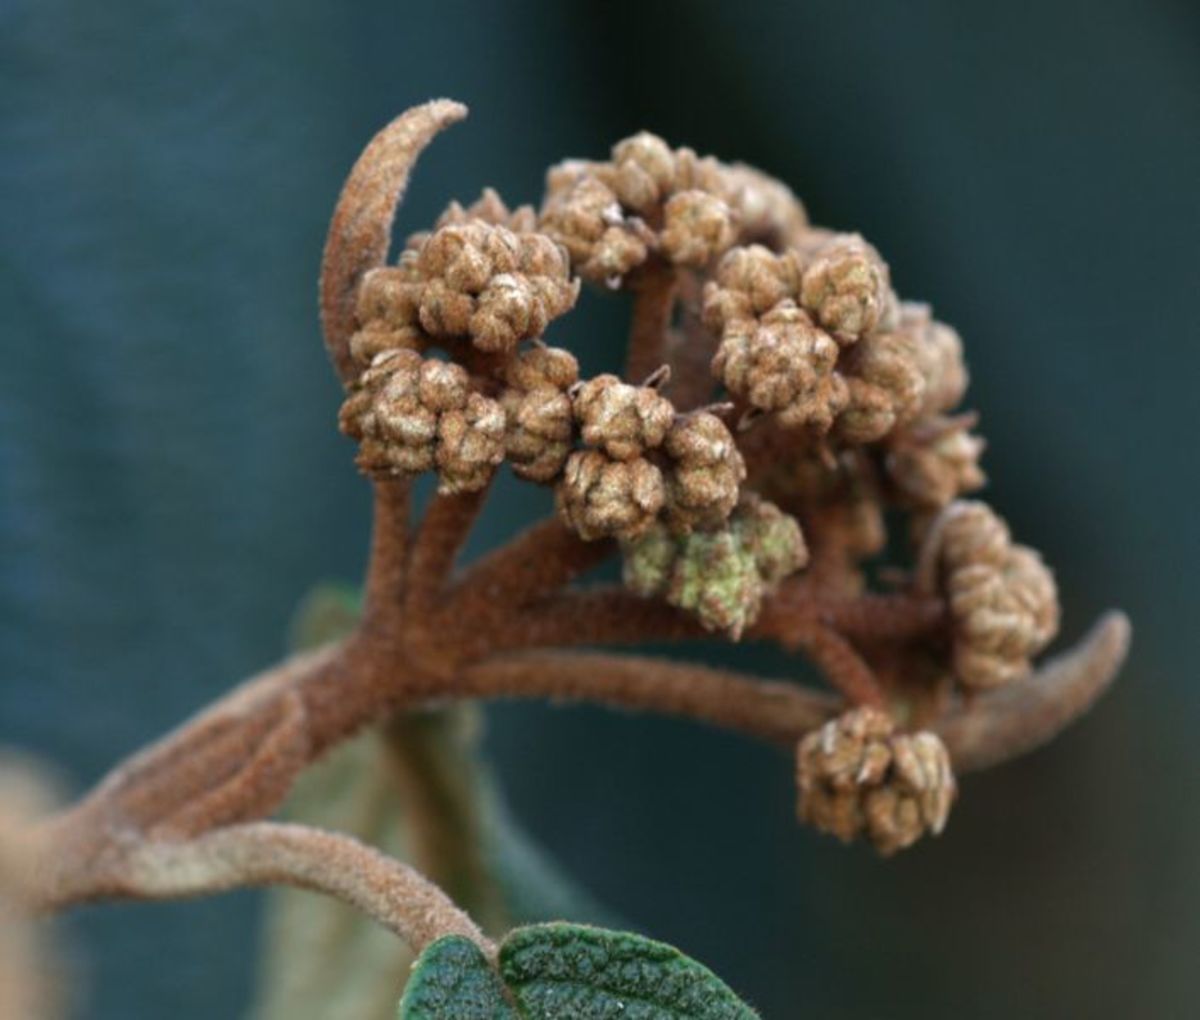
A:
499 924 759 1019
398 936 516 1020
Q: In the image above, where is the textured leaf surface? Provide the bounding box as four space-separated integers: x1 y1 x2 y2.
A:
398 936 516 1019
499 924 759 1019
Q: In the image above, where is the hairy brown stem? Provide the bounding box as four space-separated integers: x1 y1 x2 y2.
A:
27 610 1127 923
363 480 411 621
662 269 718 410
624 259 677 383
439 517 613 633
456 651 839 744
404 487 490 613
30 821 488 956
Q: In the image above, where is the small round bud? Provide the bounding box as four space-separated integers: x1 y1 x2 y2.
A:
796 707 956 855
572 374 674 461
663 412 746 532
887 417 986 508
665 528 763 639
713 302 847 431
610 132 677 213
556 450 665 541
659 190 737 266
620 523 679 597
834 328 926 443
799 233 896 343
935 502 1061 689
435 393 506 494
540 174 650 284
402 221 576 353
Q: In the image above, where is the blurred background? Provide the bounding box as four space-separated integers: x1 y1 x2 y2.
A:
2 1 1197 1016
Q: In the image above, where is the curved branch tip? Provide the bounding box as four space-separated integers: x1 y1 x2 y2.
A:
319 98 469 386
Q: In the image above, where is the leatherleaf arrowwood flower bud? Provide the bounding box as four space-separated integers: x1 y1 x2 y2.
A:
703 245 802 330
799 232 897 343
887 415 986 508
620 495 806 637
834 325 926 443
711 301 847 431
663 411 746 532
936 501 1061 689
571 374 674 461
900 302 969 417
556 449 665 541
658 190 737 267
539 172 651 285
609 131 677 214
796 706 956 855
500 345 580 483
407 220 579 353
339 349 505 494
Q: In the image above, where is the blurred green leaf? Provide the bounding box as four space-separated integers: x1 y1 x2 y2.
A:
397 936 515 1019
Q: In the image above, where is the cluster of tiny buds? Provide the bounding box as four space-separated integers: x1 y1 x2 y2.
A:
336 125 1060 756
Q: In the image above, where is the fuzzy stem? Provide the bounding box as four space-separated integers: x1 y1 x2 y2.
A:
439 518 613 633
624 259 677 383
363 480 411 621
661 269 717 410
455 651 838 743
31 822 489 956
404 487 490 613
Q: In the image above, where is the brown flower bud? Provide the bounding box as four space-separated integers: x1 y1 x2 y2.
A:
610 132 677 213
356 265 422 329
556 450 665 541
403 221 576 353
702 244 803 340
540 174 650 284
834 327 926 443
712 302 846 431
659 190 737 266
436 392 506 494
887 417 986 508
571 374 674 461
500 346 581 483
348 321 425 366
900 303 969 416
796 707 956 855
935 501 1061 689
799 233 896 343
663 412 746 532
435 187 538 235
340 350 504 493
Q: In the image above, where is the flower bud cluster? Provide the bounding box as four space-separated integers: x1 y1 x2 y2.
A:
556 378 747 542
339 349 505 494
705 247 849 431
539 132 808 286
622 496 806 637
349 219 578 366
796 706 956 855
935 502 1061 689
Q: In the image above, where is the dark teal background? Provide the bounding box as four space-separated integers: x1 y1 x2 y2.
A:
2 1 1198 1016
